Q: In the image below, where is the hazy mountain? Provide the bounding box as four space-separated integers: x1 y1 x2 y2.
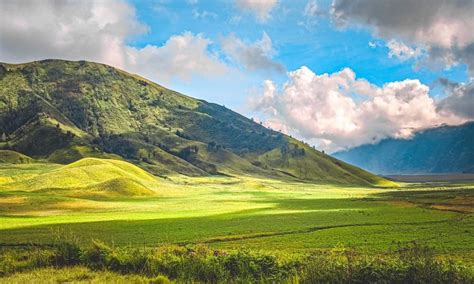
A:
333 122 474 175
0 59 390 186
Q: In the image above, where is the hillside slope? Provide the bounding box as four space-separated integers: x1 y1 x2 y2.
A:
2 157 156 198
0 59 389 186
0 150 34 164
333 122 474 175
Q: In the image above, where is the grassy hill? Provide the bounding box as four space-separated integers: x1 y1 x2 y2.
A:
333 122 474 175
0 150 34 164
2 157 157 198
0 59 390 186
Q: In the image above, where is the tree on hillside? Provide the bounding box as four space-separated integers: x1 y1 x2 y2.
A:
138 148 150 162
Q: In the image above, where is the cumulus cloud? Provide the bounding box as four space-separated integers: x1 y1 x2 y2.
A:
221 32 284 73
235 0 278 22
331 0 474 75
252 66 466 152
126 32 228 82
0 0 227 83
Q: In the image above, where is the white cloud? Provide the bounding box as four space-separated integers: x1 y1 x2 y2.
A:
221 32 284 73
331 0 474 75
368 41 377 48
126 32 228 83
252 66 466 152
0 0 146 68
386 39 422 61
235 0 278 22
0 0 227 83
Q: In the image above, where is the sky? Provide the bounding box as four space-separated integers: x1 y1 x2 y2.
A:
0 0 473 152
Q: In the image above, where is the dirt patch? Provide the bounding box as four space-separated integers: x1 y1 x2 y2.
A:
430 205 473 214
384 200 417 208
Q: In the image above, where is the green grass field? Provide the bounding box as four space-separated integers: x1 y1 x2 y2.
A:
0 158 473 282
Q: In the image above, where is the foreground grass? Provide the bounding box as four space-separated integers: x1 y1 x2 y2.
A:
0 267 154 284
0 241 472 283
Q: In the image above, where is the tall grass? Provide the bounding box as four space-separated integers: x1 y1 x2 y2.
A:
0 240 472 283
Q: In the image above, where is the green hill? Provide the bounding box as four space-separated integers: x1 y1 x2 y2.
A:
0 59 391 186
0 150 34 164
3 158 156 198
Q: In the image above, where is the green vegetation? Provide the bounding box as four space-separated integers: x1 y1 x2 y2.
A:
48 145 122 164
0 150 33 164
0 159 472 254
0 157 472 282
0 59 390 186
2 158 156 195
0 241 472 283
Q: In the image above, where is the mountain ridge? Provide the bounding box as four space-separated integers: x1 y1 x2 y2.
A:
333 121 474 175
0 59 392 186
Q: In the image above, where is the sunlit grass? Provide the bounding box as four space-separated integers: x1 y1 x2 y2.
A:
0 158 472 260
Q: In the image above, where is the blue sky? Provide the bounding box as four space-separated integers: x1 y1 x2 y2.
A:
127 0 468 105
1 0 472 151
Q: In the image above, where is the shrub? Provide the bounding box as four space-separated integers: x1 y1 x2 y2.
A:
80 240 111 270
52 241 81 266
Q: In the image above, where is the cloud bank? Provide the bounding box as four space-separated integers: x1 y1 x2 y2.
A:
331 0 474 75
438 79 474 120
253 66 467 152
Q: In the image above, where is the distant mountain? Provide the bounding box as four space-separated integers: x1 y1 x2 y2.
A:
333 122 474 175
0 59 390 186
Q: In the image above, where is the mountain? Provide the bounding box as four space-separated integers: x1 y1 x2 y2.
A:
333 122 474 175
0 59 391 186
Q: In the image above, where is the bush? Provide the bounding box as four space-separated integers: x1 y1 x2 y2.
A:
80 240 111 270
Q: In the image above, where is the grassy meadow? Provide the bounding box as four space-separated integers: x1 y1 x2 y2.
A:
0 158 473 282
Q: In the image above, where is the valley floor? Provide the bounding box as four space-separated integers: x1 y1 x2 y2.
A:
0 160 473 281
